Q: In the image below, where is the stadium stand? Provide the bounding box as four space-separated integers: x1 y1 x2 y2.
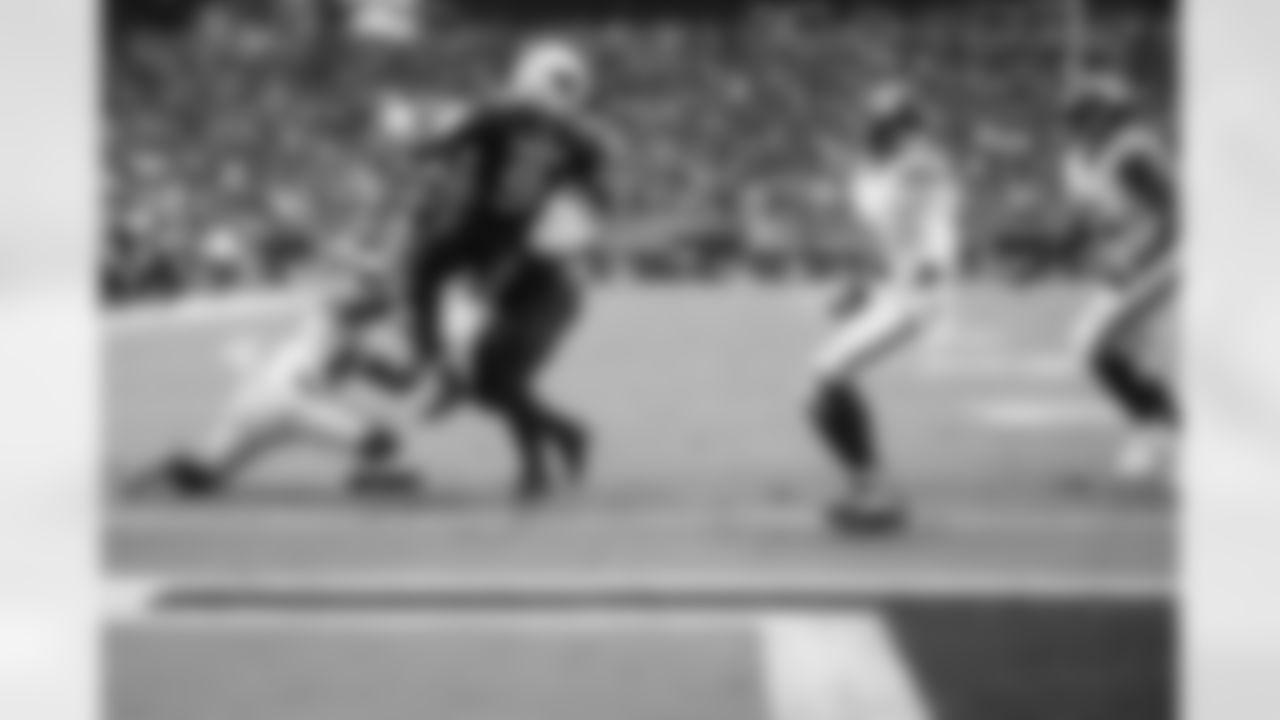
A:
103 0 1174 302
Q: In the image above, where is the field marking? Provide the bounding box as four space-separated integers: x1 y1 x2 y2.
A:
972 398 1116 429
103 568 1174 611
109 501 1169 538
762 614 933 720
910 325 1077 381
914 352 1077 380
109 610 754 633
106 575 757 632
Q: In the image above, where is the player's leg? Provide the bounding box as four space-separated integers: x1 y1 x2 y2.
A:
1086 267 1178 485
808 281 925 532
153 380 411 498
511 262 591 484
428 276 491 414
149 378 304 497
398 239 472 418
334 322 424 394
281 389 417 495
470 262 589 501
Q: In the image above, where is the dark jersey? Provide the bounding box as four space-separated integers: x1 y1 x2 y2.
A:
410 100 607 282
1063 125 1176 284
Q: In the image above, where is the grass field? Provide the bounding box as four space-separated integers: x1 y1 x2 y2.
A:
104 281 1175 720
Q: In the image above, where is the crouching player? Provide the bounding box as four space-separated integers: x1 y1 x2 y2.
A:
138 262 420 498
400 39 607 503
1062 76 1179 489
808 84 964 534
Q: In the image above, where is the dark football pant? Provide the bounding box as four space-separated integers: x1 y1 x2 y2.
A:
470 258 586 497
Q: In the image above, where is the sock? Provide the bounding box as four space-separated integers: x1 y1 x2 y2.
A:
468 381 549 497
809 381 877 477
1091 347 1177 426
163 453 223 494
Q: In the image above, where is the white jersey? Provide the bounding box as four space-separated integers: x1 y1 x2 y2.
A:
246 282 391 397
851 140 962 285
251 307 348 395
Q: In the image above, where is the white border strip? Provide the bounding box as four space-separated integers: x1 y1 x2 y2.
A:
107 587 757 634
104 568 1174 617
110 611 757 633
763 614 933 720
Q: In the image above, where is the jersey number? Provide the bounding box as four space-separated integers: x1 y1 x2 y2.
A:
501 132 563 212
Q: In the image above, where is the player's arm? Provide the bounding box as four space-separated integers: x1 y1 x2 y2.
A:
914 150 966 277
1102 141 1177 281
826 161 872 317
371 101 481 246
1123 143 1177 237
332 342 421 392
915 151 968 352
379 109 485 328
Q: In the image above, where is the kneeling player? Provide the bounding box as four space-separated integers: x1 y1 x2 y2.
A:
808 84 964 534
1062 76 1178 489
140 267 419 498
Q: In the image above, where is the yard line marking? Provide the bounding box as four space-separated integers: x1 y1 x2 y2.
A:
905 312 1080 381
105 577 756 632
762 614 933 720
102 569 1174 607
973 398 1116 429
110 502 1170 537
914 352 1078 380
110 613 748 632
109 610 754 633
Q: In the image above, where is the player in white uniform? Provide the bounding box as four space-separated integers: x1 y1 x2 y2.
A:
1061 76 1178 488
141 260 421 498
808 84 964 533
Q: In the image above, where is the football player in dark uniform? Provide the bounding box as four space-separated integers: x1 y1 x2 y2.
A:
401 39 608 503
1061 75 1179 489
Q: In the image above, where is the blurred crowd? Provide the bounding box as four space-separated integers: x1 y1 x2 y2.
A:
104 0 1174 303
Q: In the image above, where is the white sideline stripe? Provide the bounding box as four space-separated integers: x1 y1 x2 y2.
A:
972 398 1116 429
110 291 307 336
914 352 1077 380
110 503 1169 537
762 614 933 720
911 316 1078 380
105 577 755 632
104 577 163 623
103 569 1173 607
111 613 749 633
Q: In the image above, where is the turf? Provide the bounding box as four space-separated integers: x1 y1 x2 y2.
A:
104 282 1176 720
